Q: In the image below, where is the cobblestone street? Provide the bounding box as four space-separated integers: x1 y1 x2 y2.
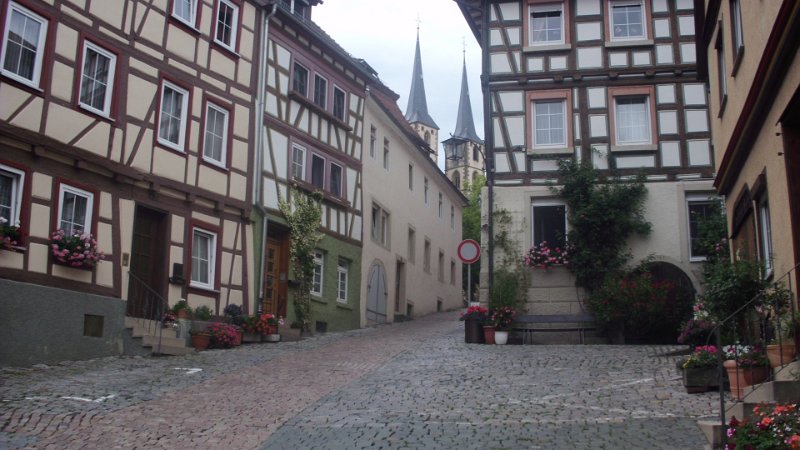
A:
1 312 718 449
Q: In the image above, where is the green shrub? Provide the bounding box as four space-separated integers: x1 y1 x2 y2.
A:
193 305 213 321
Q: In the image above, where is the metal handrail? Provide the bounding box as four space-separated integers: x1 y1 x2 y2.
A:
126 271 171 354
709 263 799 446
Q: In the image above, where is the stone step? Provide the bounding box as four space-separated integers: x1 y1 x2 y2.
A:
698 419 726 448
150 344 195 356
141 334 187 349
744 380 800 403
774 360 800 381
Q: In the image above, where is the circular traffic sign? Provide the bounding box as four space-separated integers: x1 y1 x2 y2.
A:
457 239 481 264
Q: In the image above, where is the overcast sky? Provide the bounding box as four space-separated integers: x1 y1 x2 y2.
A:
312 0 484 166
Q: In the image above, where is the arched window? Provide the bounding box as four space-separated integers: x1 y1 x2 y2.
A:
424 131 430 145
453 172 461 189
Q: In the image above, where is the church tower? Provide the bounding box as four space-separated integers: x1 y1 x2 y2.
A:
405 29 439 163
443 54 484 192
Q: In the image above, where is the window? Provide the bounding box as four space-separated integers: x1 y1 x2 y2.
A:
609 1 646 41
203 102 229 167
291 144 306 180
609 86 655 147
730 0 744 57
329 163 342 198
333 87 346 121
758 197 773 277
686 195 718 261
438 193 443 218
424 177 429 204
473 145 480 162
453 172 460 189
58 184 94 235
1 2 48 88
158 80 189 151
533 100 566 147
0 164 25 226
313 74 327 108
214 0 239 51
79 42 116 117
191 227 217 289
424 238 431 273
172 0 198 27
529 3 564 45
292 63 308 96
369 126 376 158
337 258 348 303
407 227 415 263
311 154 325 189
408 164 414 190
311 250 323 296
715 29 727 105
438 250 444 282
450 260 456 285
450 205 455 229
531 200 566 248
615 97 650 144
383 138 390 170
371 203 389 246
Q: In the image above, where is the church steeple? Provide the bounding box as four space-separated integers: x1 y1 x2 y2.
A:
452 55 482 143
405 30 438 130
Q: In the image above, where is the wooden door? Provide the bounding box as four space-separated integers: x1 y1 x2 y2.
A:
262 238 287 317
366 263 387 323
127 206 167 319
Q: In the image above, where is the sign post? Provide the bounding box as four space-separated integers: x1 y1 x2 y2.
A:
457 239 481 305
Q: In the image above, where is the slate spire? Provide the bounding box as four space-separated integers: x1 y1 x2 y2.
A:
452 55 482 143
404 30 439 129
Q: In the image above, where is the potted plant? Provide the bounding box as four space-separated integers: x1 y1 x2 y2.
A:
223 304 243 322
265 315 284 342
193 305 213 321
172 300 191 319
727 403 800 449
206 323 239 349
490 306 516 345
722 344 771 401
767 313 797 368
162 311 178 329
459 305 488 344
241 314 281 342
190 329 211 351
49 228 104 269
681 345 722 393
0 217 23 250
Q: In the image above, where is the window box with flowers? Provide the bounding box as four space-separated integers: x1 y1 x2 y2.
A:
681 345 723 393
49 229 104 269
523 241 568 270
0 218 24 251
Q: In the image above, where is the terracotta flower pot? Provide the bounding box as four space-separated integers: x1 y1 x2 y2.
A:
766 342 796 368
191 333 211 351
233 329 243 346
723 360 770 400
483 326 496 345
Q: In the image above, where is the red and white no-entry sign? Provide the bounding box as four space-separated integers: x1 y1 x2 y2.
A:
457 239 481 264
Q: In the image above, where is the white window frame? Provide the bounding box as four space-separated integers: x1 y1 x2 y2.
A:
78 41 116 117
214 0 239 51
0 164 25 226
1 2 48 88
531 198 568 248
609 0 647 42
529 3 564 45
533 99 567 148
336 258 348 303
614 96 651 145
191 227 217 290
313 73 327 109
158 80 190 151
758 197 774 278
311 250 323 296
172 0 198 28
291 144 306 181
202 102 229 167
383 138 390 170
369 126 376 158
333 86 346 121
730 0 744 56
715 30 727 104
329 162 343 198
58 184 93 236
686 194 718 262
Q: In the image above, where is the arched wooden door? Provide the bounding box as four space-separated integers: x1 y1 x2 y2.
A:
366 263 387 324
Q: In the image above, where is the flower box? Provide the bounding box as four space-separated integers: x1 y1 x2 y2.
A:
682 367 720 393
242 332 262 343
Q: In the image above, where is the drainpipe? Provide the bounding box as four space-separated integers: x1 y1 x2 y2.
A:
254 2 278 311
481 0 495 304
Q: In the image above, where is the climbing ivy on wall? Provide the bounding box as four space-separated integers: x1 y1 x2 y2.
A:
278 189 323 333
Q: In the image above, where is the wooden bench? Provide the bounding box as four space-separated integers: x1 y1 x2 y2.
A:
512 314 596 344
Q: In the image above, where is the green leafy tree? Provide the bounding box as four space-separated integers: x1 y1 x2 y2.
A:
462 175 485 302
278 189 323 333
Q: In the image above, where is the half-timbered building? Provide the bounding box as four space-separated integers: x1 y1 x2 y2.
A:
458 0 716 320
258 1 366 332
0 0 265 364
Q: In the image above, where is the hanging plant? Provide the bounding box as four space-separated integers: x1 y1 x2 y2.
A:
278 188 323 334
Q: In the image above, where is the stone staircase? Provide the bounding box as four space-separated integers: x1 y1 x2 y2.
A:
697 361 800 449
124 317 195 356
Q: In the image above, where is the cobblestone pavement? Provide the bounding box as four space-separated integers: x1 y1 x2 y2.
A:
0 312 719 449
